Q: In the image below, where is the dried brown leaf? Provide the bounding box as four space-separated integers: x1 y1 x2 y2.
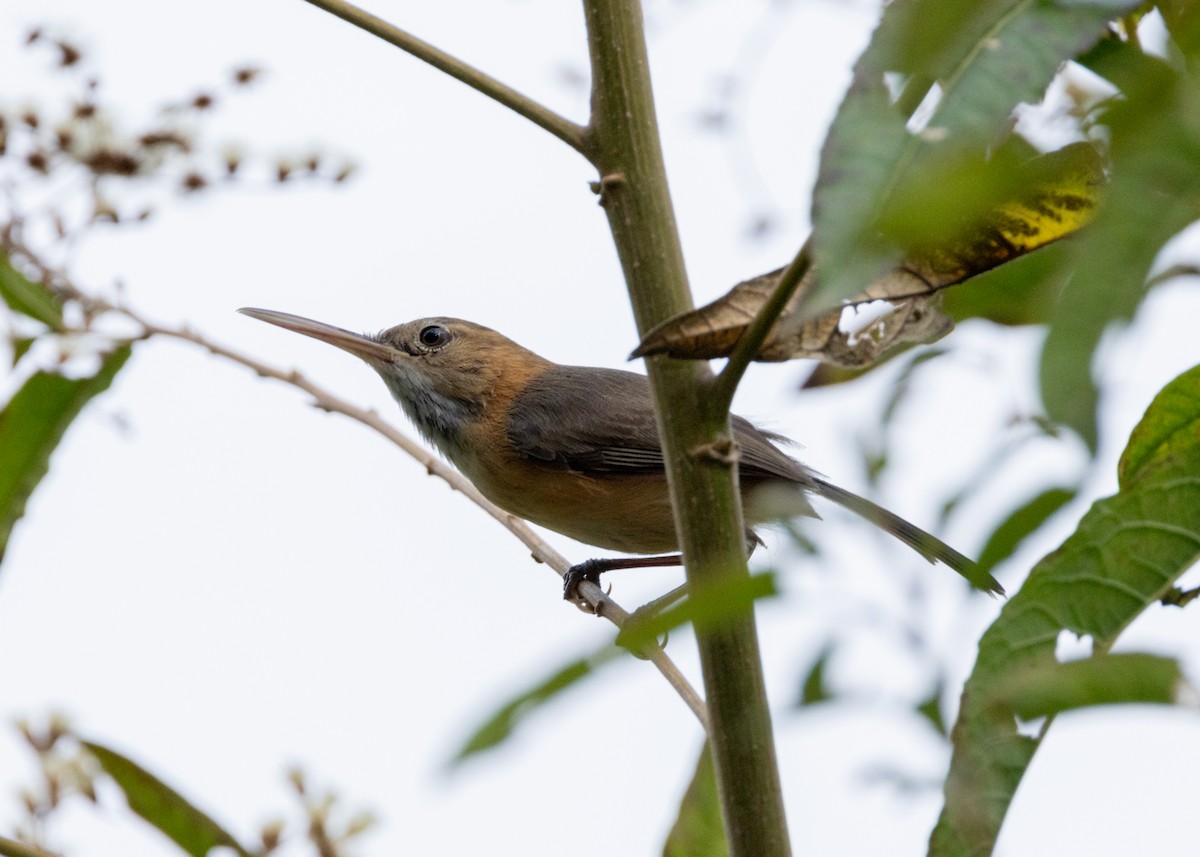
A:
635 144 1102 366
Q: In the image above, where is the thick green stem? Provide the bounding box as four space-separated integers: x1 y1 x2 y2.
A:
582 2 791 855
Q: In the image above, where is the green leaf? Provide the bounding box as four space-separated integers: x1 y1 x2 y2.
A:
615 572 779 654
988 653 1184 719
449 644 625 766
1118 363 1200 488
920 0 1138 145
452 573 779 766
0 345 131 566
811 0 1133 312
1160 0 1200 59
0 251 64 328
11 337 37 367
810 66 909 312
82 740 252 857
1041 45 1200 450
941 241 1071 327
975 486 1077 576
916 678 948 737
0 837 58 857
662 743 728 857
930 363 1200 857
797 645 834 707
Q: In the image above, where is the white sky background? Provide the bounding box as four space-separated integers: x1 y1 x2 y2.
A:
1 1 1199 856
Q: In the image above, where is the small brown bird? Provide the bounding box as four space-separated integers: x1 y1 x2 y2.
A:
239 309 1003 598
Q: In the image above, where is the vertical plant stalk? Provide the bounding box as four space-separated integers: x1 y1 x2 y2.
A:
581 1 792 855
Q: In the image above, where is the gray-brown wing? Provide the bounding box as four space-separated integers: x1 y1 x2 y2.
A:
507 365 809 483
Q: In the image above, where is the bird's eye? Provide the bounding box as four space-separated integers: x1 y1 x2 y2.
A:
418 324 450 348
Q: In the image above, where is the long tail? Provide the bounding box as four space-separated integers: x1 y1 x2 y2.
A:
811 478 1004 596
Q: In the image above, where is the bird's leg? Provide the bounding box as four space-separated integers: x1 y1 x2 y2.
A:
563 553 683 603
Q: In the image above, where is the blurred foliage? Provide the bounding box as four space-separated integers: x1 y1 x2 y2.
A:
82 741 253 857
0 28 361 857
450 644 625 767
0 28 355 579
453 572 779 766
932 362 1200 857
972 486 1077 577
663 743 728 857
796 645 835 708
986 653 1184 720
6 717 375 857
0 314 129 566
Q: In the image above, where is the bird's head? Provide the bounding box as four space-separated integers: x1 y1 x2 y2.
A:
239 308 549 455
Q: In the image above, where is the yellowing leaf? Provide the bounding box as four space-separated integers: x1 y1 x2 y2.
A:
635 144 1102 366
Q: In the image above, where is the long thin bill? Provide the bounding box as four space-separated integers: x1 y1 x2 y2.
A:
238 308 396 362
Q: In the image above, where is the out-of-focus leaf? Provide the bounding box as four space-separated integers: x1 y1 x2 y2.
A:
797 645 834 707
916 678 948 737
449 644 624 766
0 252 63 328
941 241 1071 326
1042 43 1200 451
662 743 728 857
1160 0 1200 58
0 837 58 857
0 345 131 566
938 421 1062 526
931 363 1200 857
635 145 1100 365
82 740 252 857
810 0 1133 313
988 653 1184 720
11 337 37 367
975 486 1077 576
880 348 950 424
1118 363 1200 487
616 572 779 654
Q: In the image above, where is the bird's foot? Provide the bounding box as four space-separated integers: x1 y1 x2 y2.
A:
563 558 606 604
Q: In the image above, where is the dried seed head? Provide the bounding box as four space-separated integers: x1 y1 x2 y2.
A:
47 713 71 743
233 66 262 87
83 148 140 176
222 146 243 175
181 171 207 192
343 811 376 838
260 820 284 852
92 196 119 222
57 40 82 67
139 130 191 152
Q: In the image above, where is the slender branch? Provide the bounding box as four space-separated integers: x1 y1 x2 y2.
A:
72 291 707 732
299 0 587 154
710 236 812 416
